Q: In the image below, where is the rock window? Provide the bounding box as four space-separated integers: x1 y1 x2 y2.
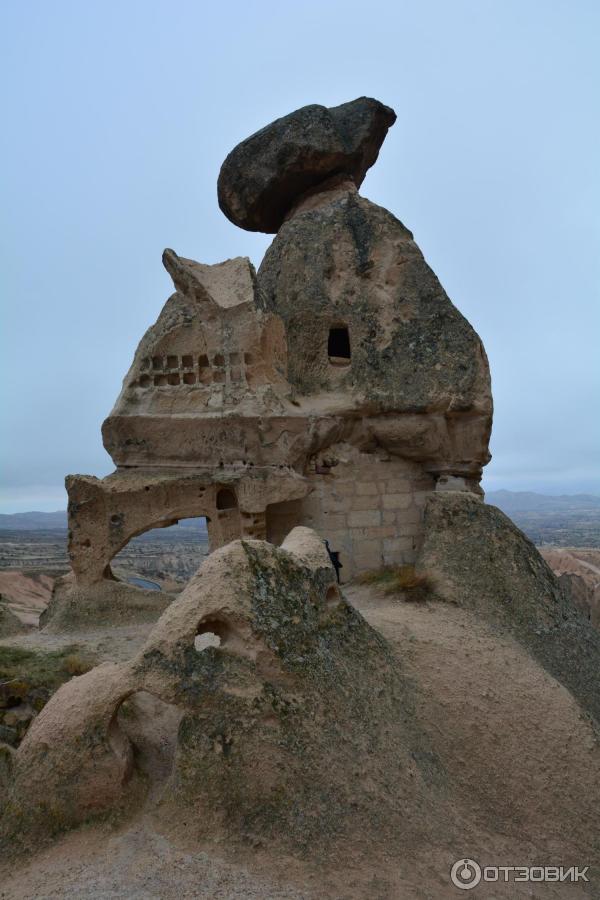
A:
167 355 178 370
194 617 230 652
181 355 194 368
328 326 351 366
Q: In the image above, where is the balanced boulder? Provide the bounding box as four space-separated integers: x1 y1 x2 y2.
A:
217 96 396 232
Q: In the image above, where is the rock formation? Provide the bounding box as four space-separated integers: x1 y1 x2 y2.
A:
540 547 600 627
417 492 600 724
5 520 600 884
2 529 442 852
52 96 492 625
5 98 600 896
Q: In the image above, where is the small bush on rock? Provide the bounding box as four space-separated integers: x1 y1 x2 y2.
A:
357 565 431 600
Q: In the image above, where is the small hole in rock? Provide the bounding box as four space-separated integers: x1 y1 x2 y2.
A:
194 631 221 652
195 617 231 652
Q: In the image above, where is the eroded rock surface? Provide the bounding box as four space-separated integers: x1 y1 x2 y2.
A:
417 492 600 724
57 94 492 623
541 547 600 627
1 530 442 854
217 97 396 233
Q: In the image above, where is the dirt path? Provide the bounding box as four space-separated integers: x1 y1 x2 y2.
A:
0 822 316 899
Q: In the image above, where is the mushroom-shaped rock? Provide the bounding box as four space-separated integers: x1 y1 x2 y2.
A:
217 96 396 233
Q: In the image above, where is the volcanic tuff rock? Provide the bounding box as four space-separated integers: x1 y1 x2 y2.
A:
541 547 600 627
417 492 600 725
57 94 493 624
0 529 444 854
257 188 492 419
6 94 600 898
217 97 396 232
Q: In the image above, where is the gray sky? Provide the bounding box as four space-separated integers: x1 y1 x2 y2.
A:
1 0 599 512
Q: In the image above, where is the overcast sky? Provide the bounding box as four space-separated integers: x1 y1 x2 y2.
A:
1 0 599 512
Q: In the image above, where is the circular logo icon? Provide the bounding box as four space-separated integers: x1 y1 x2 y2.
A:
450 859 482 890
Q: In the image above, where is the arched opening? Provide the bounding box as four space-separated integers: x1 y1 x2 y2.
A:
216 488 238 510
328 325 351 366
110 516 209 591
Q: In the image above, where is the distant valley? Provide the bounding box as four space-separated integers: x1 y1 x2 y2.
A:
486 490 600 547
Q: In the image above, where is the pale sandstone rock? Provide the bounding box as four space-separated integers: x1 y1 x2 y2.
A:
539 549 600 627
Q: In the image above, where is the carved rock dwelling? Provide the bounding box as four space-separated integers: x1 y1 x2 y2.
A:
57 96 492 621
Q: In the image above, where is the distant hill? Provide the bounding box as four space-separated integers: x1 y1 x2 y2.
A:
0 510 206 534
0 511 67 530
487 491 600 513
487 491 600 547
2 496 599 548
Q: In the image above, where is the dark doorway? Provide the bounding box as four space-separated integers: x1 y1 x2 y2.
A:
328 326 351 364
216 488 238 510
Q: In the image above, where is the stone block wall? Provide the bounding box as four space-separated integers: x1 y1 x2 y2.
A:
266 444 434 580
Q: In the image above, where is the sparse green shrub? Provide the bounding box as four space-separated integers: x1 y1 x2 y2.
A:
0 645 97 746
356 565 431 600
